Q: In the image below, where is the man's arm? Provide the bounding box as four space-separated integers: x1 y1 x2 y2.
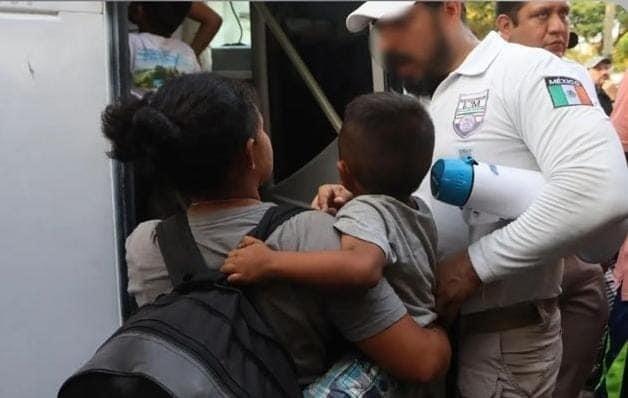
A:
356 315 451 382
187 2 222 56
468 57 628 283
611 77 628 152
222 235 384 288
435 56 628 320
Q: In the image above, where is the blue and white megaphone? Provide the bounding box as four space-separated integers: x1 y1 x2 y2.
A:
430 156 544 219
430 156 626 263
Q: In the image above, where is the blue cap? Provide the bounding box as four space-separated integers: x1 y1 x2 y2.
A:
430 157 475 207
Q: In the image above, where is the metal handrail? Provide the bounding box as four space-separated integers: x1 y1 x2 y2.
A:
253 3 342 134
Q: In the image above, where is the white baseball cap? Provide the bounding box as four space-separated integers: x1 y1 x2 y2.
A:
346 1 416 33
586 55 612 69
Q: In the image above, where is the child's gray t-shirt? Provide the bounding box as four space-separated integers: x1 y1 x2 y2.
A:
334 194 438 326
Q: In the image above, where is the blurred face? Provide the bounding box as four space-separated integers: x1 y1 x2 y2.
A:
497 1 570 57
589 62 612 86
252 113 273 185
374 4 452 84
128 3 147 30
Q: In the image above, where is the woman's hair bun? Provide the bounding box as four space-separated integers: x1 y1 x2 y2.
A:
101 73 261 199
102 95 181 161
132 105 182 157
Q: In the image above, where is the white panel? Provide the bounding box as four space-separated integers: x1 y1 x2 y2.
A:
0 4 120 398
0 1 102 14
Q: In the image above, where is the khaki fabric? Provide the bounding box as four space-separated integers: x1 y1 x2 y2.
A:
554 257 608 398
457 304 562 397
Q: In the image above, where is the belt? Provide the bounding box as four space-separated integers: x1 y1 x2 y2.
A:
460 298 558 334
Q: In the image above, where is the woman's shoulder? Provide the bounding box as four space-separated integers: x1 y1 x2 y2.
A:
126 220 161 257
125 220 172 306
125 220 169 276
267 209 340 252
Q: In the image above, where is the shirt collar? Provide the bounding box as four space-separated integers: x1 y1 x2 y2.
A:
453 31 505 76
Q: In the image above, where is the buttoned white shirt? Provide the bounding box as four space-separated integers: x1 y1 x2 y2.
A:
416 32 628 314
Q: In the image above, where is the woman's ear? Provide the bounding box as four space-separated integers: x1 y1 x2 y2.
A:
496 15 514 41
245 138 256 170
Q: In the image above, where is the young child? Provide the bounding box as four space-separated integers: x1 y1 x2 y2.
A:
221 92 446 396
128 2 221 95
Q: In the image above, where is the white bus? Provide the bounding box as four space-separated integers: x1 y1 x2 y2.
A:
0 2 385 396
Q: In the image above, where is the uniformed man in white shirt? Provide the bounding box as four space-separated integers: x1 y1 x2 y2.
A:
313 2 628 396
495 3 609 397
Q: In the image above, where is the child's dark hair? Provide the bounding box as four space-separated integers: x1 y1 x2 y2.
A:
129 2 192 37
339 92 434 199
102 72 259 199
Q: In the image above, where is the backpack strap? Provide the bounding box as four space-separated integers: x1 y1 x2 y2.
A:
248 204 308 240
156 204 308 288
156 212 224 287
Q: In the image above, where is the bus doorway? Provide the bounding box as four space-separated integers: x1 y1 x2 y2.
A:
123 1 377 227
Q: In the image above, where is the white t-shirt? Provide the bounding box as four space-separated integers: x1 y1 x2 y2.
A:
415 31 628 314
129 32 201 94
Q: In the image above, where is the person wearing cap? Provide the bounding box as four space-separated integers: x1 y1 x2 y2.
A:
314 2 628 396
495 3 609 397
588 56 614 115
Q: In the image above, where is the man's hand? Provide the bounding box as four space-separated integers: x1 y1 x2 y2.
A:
603 80 618 101
612 234 628 282
221 237 276 284
435 250 482 325
311 184 353 215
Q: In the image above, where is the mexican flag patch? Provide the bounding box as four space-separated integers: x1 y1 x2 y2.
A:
545 76 593 108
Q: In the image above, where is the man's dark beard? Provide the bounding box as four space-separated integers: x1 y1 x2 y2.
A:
402 74 448 97
385 22 452 98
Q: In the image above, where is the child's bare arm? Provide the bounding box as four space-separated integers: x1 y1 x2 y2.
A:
221 235 385 288
187 2 222 56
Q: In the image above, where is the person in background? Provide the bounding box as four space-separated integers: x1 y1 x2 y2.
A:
127 2 222 221
598 74 628 398
495 3 609 397
587 56 614 115
186 2 223 57
612 76 628 156
128 1 222 94
496 1 571 56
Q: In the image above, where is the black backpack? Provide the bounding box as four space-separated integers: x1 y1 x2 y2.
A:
59 205 306 398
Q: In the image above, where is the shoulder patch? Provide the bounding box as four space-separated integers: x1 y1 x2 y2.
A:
545 76 593 108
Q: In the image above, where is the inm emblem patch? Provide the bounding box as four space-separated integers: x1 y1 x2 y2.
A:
453 89 489 138
545 76 592 108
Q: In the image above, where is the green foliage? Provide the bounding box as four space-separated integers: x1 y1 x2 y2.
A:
570 0 607 40
466 1 496 39
614 31 628 69
570 0 627 68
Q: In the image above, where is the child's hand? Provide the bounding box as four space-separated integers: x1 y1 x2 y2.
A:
311 184 353 215
221 237 276 285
